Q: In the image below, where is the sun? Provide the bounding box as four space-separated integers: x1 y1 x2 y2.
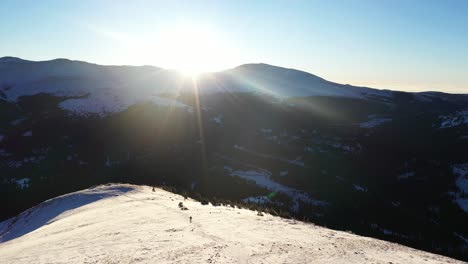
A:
157 24 233 76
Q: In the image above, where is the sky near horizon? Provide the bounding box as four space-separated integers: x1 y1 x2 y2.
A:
1 0 467 93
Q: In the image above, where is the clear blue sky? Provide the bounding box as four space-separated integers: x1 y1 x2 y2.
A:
1 0 467 93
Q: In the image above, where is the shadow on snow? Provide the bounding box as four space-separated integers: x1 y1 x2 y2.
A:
0 185 134 243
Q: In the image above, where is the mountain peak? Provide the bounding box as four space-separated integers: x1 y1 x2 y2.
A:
229 63 329 90
0 56 31 63
232 63 323 78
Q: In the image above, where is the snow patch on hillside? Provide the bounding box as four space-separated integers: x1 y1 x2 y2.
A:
398 172 415 180
0 184 461 264
15 178 31 189
226 167 326 211
212 114 223 126
4 160 23 168
451 163 468 213
243 196 271 204
10 118 26 126
21 131 32 137
60 95 191 116
438 110 468 128
359 116 392 128
353 184 368 192
454 233 468 245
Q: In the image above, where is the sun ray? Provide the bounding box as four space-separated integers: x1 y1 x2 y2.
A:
191 77 208 180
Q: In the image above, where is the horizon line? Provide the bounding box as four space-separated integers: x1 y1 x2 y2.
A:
1 55 467 95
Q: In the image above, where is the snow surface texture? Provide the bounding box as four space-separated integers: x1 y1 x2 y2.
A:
0 58 392 116
0 184 462 264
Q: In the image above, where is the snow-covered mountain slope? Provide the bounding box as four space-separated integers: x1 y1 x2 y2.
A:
0 57 396 115
0 184 462 264
223 63 393 99
0 57 194 115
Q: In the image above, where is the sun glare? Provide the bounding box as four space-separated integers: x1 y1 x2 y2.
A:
157 24 233 77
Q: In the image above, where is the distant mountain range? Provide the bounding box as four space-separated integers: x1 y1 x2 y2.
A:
0 57 467 261
2 56 465 115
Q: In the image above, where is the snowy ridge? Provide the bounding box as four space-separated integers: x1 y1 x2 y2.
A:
0 184 462 263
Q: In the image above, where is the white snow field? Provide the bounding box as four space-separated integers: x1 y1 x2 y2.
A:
0 184 463 264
